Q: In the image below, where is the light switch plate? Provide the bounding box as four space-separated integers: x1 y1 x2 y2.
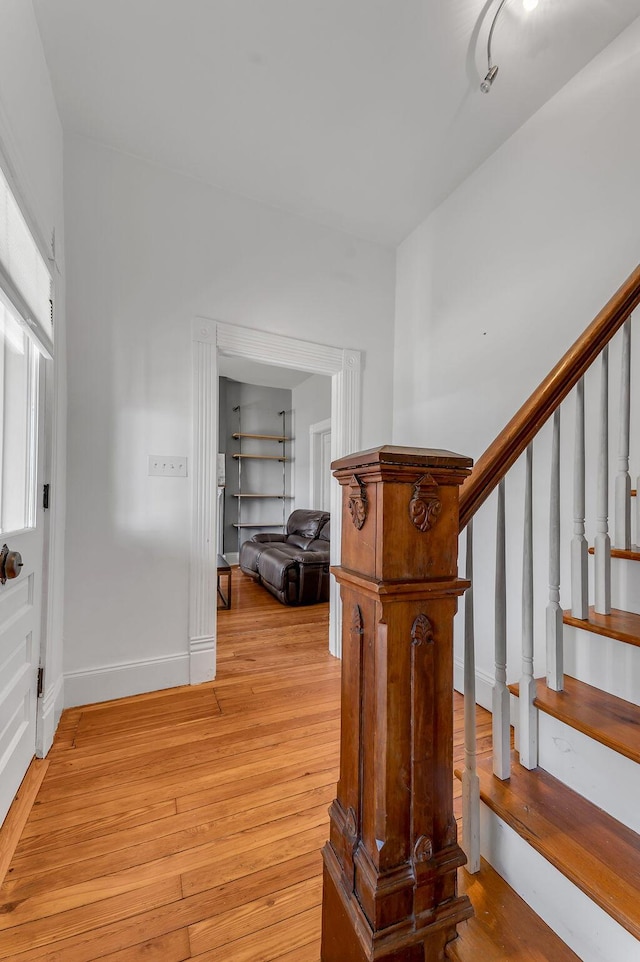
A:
149 455 188 477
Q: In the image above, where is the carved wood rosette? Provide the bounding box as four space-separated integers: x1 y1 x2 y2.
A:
411 613 434 647
322 446 473 962
409 474 442 533
347 474 368 530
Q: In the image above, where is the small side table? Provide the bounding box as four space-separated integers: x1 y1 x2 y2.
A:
217 554 232 610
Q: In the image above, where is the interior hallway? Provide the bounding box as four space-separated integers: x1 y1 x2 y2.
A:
0 570 576 960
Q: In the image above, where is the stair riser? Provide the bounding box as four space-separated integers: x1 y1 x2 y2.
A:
538 712 640 834
479 803 640 962
564 625 640 706
610 556 640 615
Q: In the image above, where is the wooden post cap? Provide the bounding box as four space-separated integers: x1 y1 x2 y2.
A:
332 445 473 583
332 445 473 480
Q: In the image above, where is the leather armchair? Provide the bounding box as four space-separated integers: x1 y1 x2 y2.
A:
239 509 330 605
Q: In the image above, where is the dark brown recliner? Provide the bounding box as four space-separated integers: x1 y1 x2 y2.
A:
239 509 330 605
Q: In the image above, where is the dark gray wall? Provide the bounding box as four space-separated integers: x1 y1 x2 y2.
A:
219 377 292 554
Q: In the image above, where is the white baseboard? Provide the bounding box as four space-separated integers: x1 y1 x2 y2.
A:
480 802 640 962
64 653 190 708
36 670 64 757
454 658 494 712
189 635 216 684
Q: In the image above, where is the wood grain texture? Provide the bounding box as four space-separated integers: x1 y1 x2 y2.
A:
509 674 640 765
447 859 581 962
459 263 640 529
0 569 572 961
563 605 640 648
324 447 474 961
0 759 48 886
476 753 640 940
589 545 640 562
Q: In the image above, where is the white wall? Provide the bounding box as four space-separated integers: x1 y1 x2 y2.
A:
0 1 66 749
63 135 395 705
393 17 640 702
292 374 332 511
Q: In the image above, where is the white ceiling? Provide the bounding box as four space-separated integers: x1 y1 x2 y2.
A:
218 355 315 390
33 0 640 246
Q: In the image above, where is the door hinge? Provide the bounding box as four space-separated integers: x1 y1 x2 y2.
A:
43 484 50 510
37 666 44 697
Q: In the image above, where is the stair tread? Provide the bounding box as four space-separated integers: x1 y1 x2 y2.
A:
447 858 581 962
509 675 640 764
563 606 640 647
476 753 640 939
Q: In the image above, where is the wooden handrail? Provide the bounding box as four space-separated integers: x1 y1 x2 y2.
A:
459 264 640 532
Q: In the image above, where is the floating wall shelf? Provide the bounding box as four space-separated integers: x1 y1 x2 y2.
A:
232 406 290 551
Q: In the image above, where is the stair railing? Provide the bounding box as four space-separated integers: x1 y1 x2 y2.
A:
459 264 640 873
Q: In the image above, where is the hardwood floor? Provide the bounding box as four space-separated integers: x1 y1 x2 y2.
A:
0 569 575 961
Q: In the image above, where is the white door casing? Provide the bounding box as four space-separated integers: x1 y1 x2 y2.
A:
321 431 332 513
310 418 332 512
191 319 361 681
35 345 63 759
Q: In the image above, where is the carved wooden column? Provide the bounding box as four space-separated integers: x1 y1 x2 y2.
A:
321 446 474 962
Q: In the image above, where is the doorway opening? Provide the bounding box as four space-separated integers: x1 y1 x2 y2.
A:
190 319 362 681
217 359 315 565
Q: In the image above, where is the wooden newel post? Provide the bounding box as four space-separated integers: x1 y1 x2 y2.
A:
321 446 474 962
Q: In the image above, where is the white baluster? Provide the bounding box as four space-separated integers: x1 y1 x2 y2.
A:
462 521 480 874
520 444 538 769
493 479 510 779
546 410 563 691
595 346 611 614
571 377 588 619
616 319 631 549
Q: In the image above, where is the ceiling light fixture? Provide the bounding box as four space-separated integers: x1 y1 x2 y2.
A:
480 0 507 93
481 0 538 94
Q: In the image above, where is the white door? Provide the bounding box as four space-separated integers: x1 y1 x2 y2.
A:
0 301 44 826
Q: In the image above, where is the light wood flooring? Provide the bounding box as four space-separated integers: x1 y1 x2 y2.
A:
0 569 578 961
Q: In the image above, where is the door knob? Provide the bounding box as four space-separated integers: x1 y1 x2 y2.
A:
0 544 23 584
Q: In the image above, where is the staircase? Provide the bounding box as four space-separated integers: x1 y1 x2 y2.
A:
455 265 640 962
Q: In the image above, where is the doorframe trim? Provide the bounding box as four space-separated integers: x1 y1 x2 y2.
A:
309 417 332 510
190 318 361 679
